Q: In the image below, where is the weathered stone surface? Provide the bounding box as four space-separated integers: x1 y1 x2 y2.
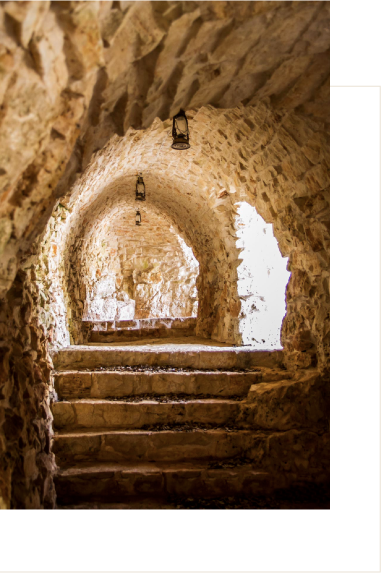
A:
0 1 329 299
241 371 329 431
246 429 330 475
88 316 197 331
52 343 285 371
52 399 241 431
51 343 328 507
54 369 259 399
39 103 329 371
55 371 93 399
81 209 199 324
0 3 329 365
53 428 254 466
55 462 274 505
0 270 56 509
89 324 196 343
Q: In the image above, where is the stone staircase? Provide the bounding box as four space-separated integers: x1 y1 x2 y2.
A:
51 342 328 508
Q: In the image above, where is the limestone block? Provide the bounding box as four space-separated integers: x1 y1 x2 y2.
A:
53 429 254 465
243 371 328 431
4 1 49 49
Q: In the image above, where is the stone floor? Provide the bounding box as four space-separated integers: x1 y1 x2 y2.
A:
88 318 198 344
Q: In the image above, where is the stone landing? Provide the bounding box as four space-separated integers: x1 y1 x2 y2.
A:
52 337 284 370
86 317 197 343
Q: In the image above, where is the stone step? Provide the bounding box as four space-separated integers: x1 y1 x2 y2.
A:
86 317 196 332
53 346 284 371
53 369 261 400
89 325 195 343
52 399 241 431
53 428 256 467
54 461 274 505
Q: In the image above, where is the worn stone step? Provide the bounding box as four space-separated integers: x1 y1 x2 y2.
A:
53 369 261 400
52 399 241 431
87 317 197 332
90 326 196 343
53 428 256 467
55 461 274 505
52 345 284 371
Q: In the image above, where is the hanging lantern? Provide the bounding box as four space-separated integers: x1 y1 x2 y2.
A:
171 109 190 150
135 210 141 226
135 173 146 201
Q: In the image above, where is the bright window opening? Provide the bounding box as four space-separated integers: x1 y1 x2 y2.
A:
236 202 290 348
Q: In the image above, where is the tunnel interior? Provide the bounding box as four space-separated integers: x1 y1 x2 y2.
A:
38 106 305 350
0 1 330 511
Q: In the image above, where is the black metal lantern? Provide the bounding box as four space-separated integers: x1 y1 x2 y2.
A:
135 173 146 201
135 210 141 226
171 109 190 150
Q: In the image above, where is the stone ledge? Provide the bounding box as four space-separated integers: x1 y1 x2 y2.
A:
53 369 260 399
52 398 242 431
242 370 329 431
52 345 285 371
55 462 274 504
53 428 257 466
89 325 196 343
86 317 197 332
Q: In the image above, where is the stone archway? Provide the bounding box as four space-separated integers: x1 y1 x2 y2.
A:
48 197 201 345
81 208 199 323
0 1 330 511
0 98 331 505
39 103 329 370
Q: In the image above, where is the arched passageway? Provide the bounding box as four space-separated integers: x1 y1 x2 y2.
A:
81 207 198 322
0 1 330 512
40 104 328 367
2 101 331 508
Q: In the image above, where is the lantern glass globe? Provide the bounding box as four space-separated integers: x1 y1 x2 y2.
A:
172 109 190 150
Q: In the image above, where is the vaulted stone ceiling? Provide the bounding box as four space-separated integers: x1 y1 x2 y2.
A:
0 0 329 297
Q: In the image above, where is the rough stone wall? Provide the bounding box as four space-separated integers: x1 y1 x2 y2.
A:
0 0 329 357
81 208 198 322
81 230 132 322
36 205 72 348
34 194 199 346
53 147 241 346
0 1 329 298
114 211 198 319
0 270 56 509
0 1 104 296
